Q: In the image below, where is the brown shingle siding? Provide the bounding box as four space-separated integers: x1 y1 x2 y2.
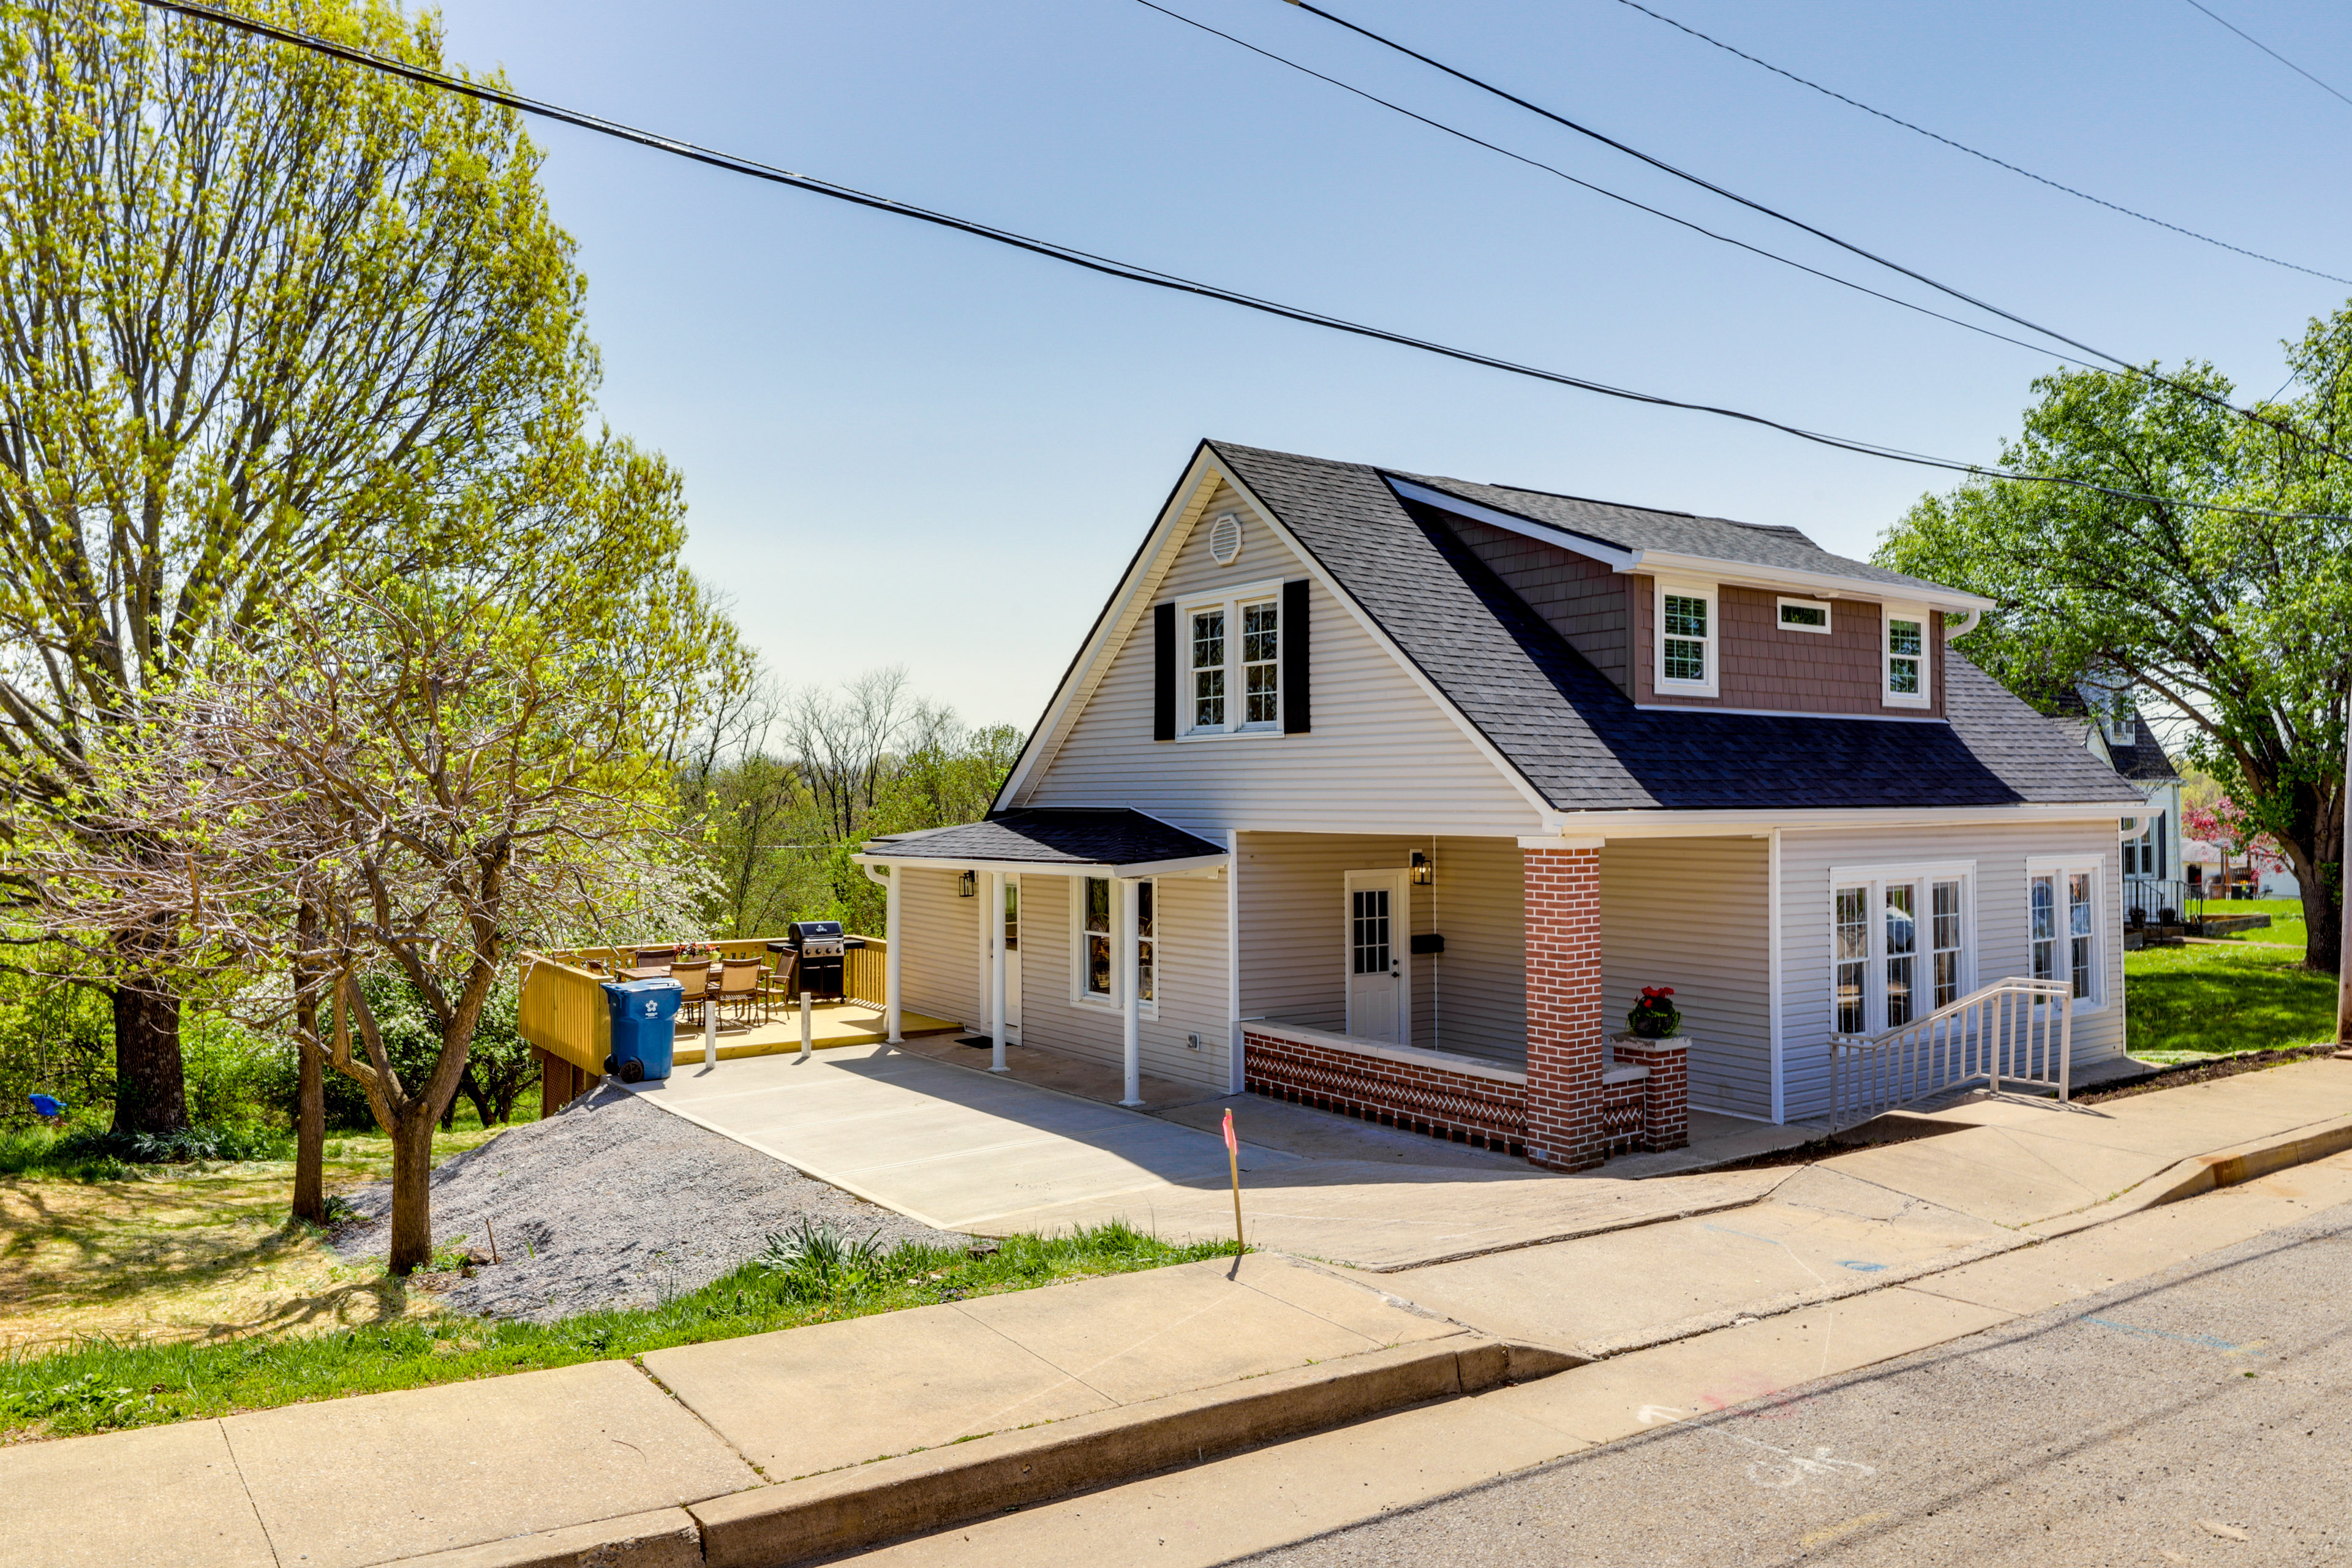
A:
1446 515 1633 695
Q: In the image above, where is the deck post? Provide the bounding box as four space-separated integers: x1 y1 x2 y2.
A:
884 865 903 1044
1119 875 1144 1106
989 870 1009 1074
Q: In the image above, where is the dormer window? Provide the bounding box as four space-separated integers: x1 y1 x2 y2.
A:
1654 579 1718 697
1882 603 1930 709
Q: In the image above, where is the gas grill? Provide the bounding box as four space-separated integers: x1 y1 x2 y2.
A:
769 921 858 1001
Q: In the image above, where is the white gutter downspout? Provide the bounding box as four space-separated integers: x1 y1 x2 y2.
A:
1768 828 1785 1124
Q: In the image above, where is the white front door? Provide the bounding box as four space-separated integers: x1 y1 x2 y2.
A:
1003 875 1023 1043
1344 870 1408 1045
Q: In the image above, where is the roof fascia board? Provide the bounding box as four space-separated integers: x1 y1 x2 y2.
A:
851 851 1231 879
1384 478 1638 570
1526 801 2141 838
1212 462 1561 827
993 444 1227 810
1632 549 1996 614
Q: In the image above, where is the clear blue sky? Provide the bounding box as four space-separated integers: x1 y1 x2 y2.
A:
437 0 2352 730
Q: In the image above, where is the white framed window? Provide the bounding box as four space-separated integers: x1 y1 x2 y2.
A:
1776 596 1832 634
1654 579 1718 696
1828 862 1975 1036
1177 578 1284 736
2027 859 2103 1006
1072 876 1158 1016
1882 601 1931 708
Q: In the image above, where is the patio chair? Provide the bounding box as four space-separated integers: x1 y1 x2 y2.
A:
669 960 712 1024
635 945 678 968
715 959 764 1026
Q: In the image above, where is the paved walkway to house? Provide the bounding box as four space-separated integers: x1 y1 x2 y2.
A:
12 1060 2352 1568
622 1041 1792 1267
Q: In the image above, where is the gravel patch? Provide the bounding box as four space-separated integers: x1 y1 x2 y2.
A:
332 1085 969 1322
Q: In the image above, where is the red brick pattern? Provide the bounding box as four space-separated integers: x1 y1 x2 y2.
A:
1598 1074 1645 1156
1612 1039 1691 1152
1243 1029 1526 1153
1523 846 1605 1171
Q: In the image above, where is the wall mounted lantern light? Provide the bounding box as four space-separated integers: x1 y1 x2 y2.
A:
1411 850 1433 886
958 870 978 898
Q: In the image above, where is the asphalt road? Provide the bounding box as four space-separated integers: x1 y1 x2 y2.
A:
1242 1202 2352 1568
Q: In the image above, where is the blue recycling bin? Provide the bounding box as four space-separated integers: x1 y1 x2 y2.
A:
601 978 683 1082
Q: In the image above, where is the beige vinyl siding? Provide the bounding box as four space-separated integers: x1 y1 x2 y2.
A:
1599 837 1772 1118
1009 870 1232 1093
1238 832 1527 1067
1777 819 2128 1122
896 867 980 1030
1015 481 1545 835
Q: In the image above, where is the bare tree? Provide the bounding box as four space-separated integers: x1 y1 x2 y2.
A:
783 668 911 842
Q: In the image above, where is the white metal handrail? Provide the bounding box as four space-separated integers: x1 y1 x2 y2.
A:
1828 977 2072 1131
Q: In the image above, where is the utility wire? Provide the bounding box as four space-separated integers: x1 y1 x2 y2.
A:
2180 0 2352 111
1275 0 2352 462
126 0 2347 522
1610 0 2350 285
1134 0 2104 372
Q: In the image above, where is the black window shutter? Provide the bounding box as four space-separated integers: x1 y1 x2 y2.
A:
1282 578 1311 734
1153 601 1176 741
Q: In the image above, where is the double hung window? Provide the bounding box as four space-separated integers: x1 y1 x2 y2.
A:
2029 865 2100 1003
2124 813 2165 879
1179 581 1281 734
1830 864 1973 1036
1076 876 1158 1012
1882 602 1931 709
1654 580 1719 696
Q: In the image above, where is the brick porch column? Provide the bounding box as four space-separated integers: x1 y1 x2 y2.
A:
1522 838 1606 1171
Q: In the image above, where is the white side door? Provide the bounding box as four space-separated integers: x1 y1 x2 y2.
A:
1003 875 1023 1043
1343 870 1408 1045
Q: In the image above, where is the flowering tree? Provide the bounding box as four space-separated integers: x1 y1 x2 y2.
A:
2184 797 2290 875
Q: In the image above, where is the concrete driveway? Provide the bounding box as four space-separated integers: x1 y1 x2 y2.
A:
622 1042 1305 1233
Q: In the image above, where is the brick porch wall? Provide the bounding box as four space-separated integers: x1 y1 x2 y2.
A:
1523 845 1606 1171
1611 1038 1691 1152
1242 1028 1528 1154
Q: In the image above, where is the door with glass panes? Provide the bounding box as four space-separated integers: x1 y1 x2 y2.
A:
1343 870 1409 1045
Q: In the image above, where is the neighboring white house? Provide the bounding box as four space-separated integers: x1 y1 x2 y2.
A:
854 440 2146 1170
2045 679 2187 921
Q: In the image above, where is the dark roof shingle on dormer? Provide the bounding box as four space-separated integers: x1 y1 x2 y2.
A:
1207 440 2144 813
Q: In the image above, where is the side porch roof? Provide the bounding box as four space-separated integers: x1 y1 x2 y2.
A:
856 807 1229 879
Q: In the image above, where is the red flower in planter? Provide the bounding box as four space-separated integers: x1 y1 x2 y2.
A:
1628 986 1681 1039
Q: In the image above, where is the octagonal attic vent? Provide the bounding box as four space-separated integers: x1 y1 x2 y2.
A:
1208 512 1243 565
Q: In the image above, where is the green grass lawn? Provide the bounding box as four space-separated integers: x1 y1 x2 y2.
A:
0 1220 1231 1444
2127 899 2338 1063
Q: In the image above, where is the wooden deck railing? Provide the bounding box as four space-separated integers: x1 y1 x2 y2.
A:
517 935 890 1071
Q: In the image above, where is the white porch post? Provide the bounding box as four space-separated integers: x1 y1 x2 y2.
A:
883 865 903 1045
989 870 1009 1074
1119 875 1144 1106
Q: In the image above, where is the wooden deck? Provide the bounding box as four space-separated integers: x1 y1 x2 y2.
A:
658 1000 962 1063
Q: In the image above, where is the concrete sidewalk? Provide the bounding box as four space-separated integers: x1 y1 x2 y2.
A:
11 1057 2352 1568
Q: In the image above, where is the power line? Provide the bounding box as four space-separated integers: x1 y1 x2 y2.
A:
1134 0 2105 371
1610 0 2350 285
125 0 2346 523
1275 0 2352 462
2180 0 2352 111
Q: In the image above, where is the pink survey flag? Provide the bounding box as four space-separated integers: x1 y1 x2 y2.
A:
1223 1107 1237 1154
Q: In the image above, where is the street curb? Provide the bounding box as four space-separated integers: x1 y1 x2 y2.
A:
2032 1111 2352 1238
377 1506 704 1568
685 1336 1573 1568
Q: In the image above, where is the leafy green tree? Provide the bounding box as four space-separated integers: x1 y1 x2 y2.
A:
1880 308 2352 972
0 0 595 1132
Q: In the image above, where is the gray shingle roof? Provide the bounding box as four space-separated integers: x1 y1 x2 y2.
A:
864 809 1227 870
1392 470 1958 595
1210 440 2144 812
2045 689 2181 783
